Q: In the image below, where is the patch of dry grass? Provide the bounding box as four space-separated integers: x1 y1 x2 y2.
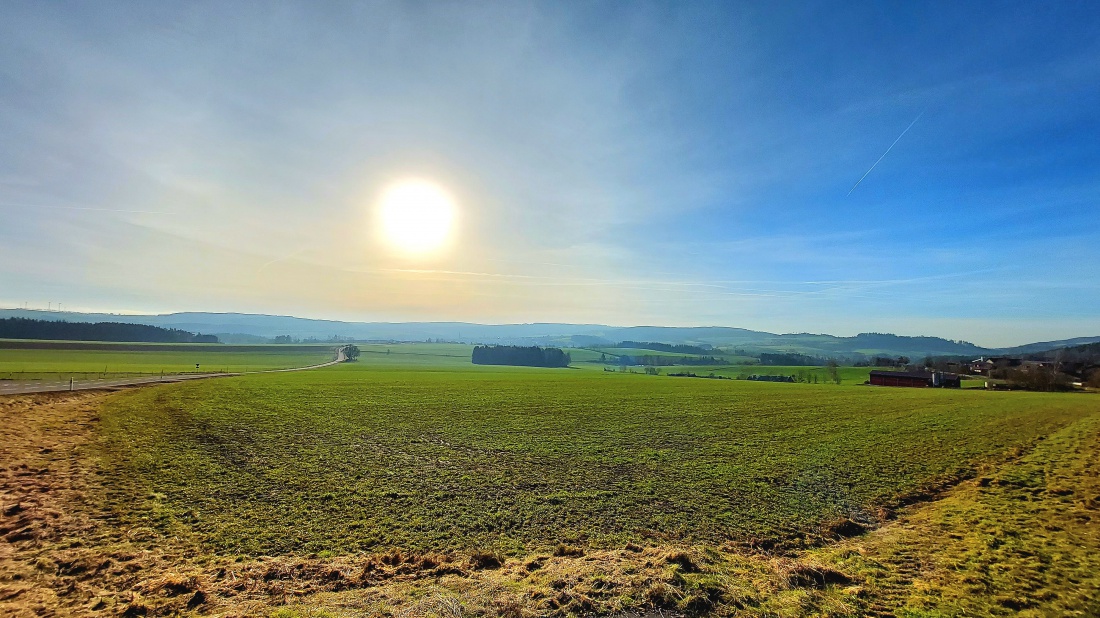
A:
805 412 1100 617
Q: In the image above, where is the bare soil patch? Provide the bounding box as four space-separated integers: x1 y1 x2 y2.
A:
1 392 110 616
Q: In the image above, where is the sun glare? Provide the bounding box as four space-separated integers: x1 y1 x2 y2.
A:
376 179 457 256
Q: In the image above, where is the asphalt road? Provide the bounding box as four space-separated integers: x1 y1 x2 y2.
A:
0 346 348 396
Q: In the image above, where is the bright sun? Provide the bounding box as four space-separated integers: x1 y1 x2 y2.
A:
376 179 457 256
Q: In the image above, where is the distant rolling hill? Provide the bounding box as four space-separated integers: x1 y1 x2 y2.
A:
1000 336 1100 355
2 308 1096 361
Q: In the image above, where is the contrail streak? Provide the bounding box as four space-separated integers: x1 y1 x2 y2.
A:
257 248 310 273
848 110 925 196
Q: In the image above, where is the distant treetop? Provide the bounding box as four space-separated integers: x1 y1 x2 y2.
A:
472 345 570 368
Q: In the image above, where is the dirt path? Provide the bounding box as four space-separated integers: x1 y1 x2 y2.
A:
0 392 120 616
0 392 252 616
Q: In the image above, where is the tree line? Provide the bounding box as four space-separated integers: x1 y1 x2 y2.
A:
0 317 219 343
613 341 713 355
852 356 912 368
472 345 571 368
272 334 356 344
757 352 826 366
614 354 726 366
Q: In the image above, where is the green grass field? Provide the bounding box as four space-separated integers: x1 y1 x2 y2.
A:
93 350 1096 558
656 364 988 387
700 364 876 383
0 344 338 379
577 347 757 364
350 343 475 366
5 342 1098 617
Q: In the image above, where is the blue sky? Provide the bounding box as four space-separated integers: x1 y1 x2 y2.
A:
1 1 1097 346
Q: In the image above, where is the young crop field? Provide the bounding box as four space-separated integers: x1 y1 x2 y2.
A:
351 343 475 367
559 347 604 363
95 362 1092 556
699 365 877 384
3 346 1098 617
0 345 338 379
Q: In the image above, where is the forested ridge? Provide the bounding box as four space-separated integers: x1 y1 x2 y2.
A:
0 317 219 343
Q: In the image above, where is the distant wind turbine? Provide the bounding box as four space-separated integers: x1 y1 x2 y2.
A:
848 110 925 196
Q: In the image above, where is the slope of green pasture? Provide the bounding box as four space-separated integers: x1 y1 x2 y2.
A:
709 354 760 364
634 364 877 383
561 347 605 362
94 362 1097 557
351 343 474 367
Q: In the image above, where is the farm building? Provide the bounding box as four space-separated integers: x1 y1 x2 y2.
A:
869 370 961 388
969 356 1030 375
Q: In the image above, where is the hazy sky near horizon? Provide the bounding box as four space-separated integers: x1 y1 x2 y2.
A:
2 1 1098 347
